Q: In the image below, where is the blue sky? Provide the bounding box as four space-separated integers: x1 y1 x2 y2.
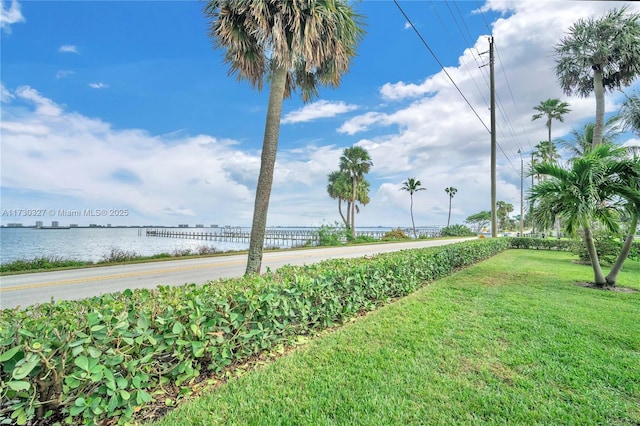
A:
1 0 638 228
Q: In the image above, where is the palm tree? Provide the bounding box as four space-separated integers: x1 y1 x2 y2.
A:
532 98 571 159
339 146 373 239
532 141 560 165
496 201 513 231
555 7 640 150
444 186 457 227
327 170 352 229
606 94 640 285
205 0 365 274
529 143 640 286
559 116 621 160
400 178 426 238
619 92 640 136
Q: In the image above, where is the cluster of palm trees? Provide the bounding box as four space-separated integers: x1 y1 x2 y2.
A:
527 6 640 287
327 146 373 239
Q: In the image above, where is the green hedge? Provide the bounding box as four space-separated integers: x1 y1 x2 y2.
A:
507 237 575 251
0 239 508 425
508 237 640 262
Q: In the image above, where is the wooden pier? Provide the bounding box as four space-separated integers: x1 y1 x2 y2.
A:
145 226 443 247
145 227 320 248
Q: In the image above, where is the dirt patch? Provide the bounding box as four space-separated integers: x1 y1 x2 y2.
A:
574 282 638 293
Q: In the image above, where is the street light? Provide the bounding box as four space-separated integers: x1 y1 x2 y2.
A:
518 149 524 236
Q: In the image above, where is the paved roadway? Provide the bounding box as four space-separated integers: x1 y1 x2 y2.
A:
0 238 474 309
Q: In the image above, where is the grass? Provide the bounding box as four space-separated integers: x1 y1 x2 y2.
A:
149 250 640 425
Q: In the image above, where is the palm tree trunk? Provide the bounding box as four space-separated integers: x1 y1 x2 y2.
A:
447 196 452 227
547 118 553 158
338 199 348 229
583 223 607 286
605 213 638 286
592 67 605 149
410 194 416 238
350 178 356 239
245 65 287 275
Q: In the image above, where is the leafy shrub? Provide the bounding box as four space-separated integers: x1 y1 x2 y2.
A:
0 239 508 425
508 237 575 251
509 235 640 264
440 224 475 237
382 228 409 240
317 223 347 246
99 247 140 263
572 230 640 265
0 257 89 273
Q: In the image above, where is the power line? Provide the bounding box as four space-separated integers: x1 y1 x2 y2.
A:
393 0 490 134
394 1 518 171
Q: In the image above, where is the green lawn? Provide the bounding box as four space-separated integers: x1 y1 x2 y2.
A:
150 250 640 425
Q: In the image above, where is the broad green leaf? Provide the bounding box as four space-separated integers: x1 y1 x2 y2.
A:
0 345 22 362
12 356 39 380
7 380 30 391
136 390 152 404
74 355 90 372
172 322 184 335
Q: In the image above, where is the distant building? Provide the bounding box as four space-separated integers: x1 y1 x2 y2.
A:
7 223 24 227
89 224 99 228
35 221 43 228
211 224 219 228
70 224 79 228
52 221 59 228
178 224 189 228
195 224 204 228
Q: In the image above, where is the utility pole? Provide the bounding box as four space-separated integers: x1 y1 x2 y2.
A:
489 37 497 238
518 149 524 236
530 152 535 235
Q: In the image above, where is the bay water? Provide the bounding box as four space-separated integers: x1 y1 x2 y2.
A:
0 227 252 264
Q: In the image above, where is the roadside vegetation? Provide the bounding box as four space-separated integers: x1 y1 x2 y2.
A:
0 239 507 425
0 247 224 275
150 249 639 426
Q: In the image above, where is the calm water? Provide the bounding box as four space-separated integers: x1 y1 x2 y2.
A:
0 227 252 264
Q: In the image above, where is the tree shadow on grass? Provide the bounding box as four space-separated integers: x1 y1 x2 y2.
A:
574 282 638 293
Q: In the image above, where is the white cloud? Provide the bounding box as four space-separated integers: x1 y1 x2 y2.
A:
58 45 79 54
3 2 638 229
15 86 63 116
55 70 75 79
281 100 358 124
89 82 109 89
337 112 391 135
0 86 346 227
0 0 24 33
1 82 14 103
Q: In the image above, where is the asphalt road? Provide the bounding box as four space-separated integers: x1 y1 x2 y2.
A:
0 238 474 309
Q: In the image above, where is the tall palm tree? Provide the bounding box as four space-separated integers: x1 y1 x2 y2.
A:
444 186 457 227
339 146 373 239
532 98 571 159
400 178 426 238
555 7 640 150
205 0 365 274
327 170 352 229
529 143 640 286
